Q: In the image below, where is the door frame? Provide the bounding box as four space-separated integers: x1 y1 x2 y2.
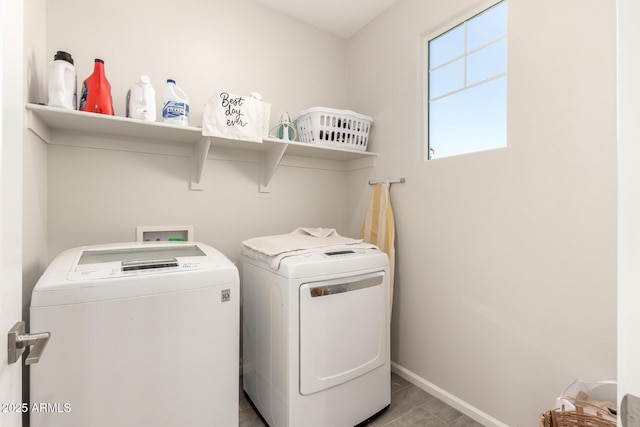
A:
0 1 25 426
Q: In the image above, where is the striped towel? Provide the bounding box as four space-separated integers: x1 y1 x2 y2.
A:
360 183 396 312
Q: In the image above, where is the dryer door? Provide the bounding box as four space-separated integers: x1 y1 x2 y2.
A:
299 271 387 396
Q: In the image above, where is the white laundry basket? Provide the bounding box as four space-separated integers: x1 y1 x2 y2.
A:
293 107 373 151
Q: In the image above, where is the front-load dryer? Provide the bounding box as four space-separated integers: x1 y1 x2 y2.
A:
30 242 239 427
242 247 390 427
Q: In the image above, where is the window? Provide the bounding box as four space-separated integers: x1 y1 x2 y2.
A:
424 1 507 160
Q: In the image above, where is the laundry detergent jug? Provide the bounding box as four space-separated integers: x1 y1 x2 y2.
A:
79 58 114 115
162 79 189 126
126 75 156 121
48 51 77 110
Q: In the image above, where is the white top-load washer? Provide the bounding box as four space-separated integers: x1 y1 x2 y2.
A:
242 246 390 427
30 242 239 427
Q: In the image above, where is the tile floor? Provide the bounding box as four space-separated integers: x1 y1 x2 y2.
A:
239 373 485 427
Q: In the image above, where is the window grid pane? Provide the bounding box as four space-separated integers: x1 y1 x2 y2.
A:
466 38 507 86
429 77 507 159
429 25 465 69
467 1 507 51
429 59 464 99
425 0 507 160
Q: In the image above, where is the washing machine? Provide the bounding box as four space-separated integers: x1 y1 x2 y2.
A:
30 242 239 427
242 247 390 427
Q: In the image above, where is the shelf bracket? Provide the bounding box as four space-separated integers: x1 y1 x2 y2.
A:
26 108 51 143
190 137 211 191
259 143 288 193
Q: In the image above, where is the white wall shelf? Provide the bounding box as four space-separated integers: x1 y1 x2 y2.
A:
25 103 377 191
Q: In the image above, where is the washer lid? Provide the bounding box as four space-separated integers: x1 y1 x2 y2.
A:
69 244 208 281
31 242 239 307
78 244 205 264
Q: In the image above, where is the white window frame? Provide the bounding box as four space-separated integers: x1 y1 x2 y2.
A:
421 0 507 160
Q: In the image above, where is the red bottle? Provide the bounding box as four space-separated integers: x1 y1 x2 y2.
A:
79 58 114 115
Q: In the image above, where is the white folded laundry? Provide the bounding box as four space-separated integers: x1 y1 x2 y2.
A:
241 228 378 269
296 227 338 238
242 228 361 256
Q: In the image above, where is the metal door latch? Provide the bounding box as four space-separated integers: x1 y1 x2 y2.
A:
7 321 50 365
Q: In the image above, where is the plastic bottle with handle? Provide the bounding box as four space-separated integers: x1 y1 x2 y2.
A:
79 58 114 115
47 51 77 110
162 79 189 126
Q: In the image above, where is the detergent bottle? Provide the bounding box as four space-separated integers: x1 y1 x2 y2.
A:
126 75 156 121
47 51 77 110
79 59 114 115
162 79 189 126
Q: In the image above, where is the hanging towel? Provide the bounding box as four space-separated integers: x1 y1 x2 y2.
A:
361 183 396 311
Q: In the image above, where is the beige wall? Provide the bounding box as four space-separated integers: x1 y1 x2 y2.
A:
22 0 619 425
39 0 353 263
46 143 350 260
347 0 617 425
46 0 350 126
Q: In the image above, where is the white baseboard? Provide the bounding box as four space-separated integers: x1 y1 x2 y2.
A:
391 362 509 427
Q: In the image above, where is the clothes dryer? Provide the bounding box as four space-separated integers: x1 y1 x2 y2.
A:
30 242 239 427
242 247 390 427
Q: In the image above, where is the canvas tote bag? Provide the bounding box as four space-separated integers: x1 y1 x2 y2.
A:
202 91 262 142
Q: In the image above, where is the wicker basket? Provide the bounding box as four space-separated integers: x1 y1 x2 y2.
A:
293 107 373 151
540 399 616 427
